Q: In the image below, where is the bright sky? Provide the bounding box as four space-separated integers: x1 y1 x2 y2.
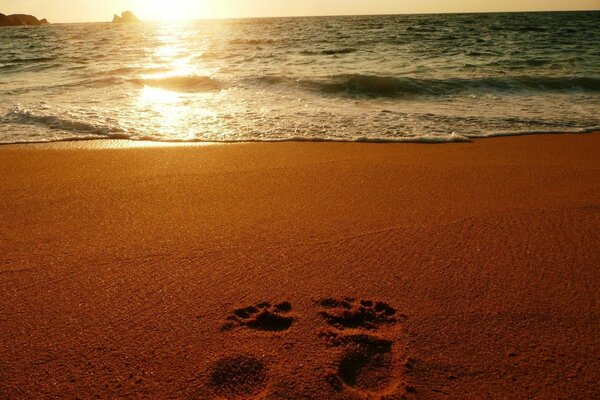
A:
1 0 598 22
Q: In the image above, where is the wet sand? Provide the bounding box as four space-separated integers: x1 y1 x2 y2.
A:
1 133 599 399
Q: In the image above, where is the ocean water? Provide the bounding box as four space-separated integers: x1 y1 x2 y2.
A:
0 11 599 144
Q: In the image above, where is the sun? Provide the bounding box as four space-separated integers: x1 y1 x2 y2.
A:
134 0 202 21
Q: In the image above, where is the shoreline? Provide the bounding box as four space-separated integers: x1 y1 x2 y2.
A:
1 133 599 399
2 129 600 149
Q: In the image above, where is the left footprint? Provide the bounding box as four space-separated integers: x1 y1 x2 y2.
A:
222 301 294 331
208 355 268 398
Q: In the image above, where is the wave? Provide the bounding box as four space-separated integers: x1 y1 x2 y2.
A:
196 51 223 60
77 74 222 93
2 106 123 136
229 38 277 45
102 66 171 76
300 48 357 56
140 75 221 92
0 56 57 64
515 26 548 33
75 76 129 88
2 104 599 146
3 129 600 147
465 50 501 57
283 74 600 98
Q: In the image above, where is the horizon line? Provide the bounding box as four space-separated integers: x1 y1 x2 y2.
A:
13 8 599 24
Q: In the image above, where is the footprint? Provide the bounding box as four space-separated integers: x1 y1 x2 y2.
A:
339 340 394 392
318 298 412 397
223 301 294 332
207 355 268 398
318 298 403 330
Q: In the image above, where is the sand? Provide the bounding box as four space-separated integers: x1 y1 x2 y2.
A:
0 133 599 399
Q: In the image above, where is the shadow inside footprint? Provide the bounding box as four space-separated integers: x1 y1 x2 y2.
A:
319 298 401 330
328 334 396 393
338 348 394 391
225 301 294 331
208 355 268 398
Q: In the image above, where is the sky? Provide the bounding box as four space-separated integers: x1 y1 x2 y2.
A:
1 0 599 23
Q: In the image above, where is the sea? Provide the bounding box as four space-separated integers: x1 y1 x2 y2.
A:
0 11 599 144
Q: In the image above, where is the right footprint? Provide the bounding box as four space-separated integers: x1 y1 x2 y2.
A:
223 301 294 332
318 298 412 398
318 298 405 330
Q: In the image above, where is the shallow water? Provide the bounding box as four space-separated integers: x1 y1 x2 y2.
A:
1 11 599 144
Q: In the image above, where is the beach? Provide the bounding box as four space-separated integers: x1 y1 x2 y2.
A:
0 133 599 399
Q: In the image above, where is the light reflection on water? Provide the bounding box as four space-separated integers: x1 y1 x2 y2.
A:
0 12 599 144
134 21 223 141
136 23 197 140
138 86 218 141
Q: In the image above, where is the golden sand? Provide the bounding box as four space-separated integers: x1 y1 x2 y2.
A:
1 134 599 399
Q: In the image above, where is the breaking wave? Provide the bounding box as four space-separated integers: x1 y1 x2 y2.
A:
77 74 223 92
2 105 598 146
2 106 124 137
298 74 600 98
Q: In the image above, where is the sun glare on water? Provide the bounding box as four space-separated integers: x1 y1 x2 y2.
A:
133 18 219 141
134 0 203 21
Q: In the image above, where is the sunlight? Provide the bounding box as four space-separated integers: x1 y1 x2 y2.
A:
138 86 217 141
132 21 220 141
137 86 192 140
141 28 213 83
134 0 204 21
139 86 180 104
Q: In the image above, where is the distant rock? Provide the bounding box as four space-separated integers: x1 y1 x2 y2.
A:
112 11 140 24
0 13 50 26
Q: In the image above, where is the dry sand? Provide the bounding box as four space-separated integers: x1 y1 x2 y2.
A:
0 133 599 399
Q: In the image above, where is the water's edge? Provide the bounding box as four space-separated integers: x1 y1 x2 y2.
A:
2 127 599 147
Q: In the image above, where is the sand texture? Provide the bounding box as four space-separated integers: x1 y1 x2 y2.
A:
1 134 599 399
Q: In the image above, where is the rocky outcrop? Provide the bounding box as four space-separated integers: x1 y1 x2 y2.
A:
0 13 50 26
112 11 140 23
